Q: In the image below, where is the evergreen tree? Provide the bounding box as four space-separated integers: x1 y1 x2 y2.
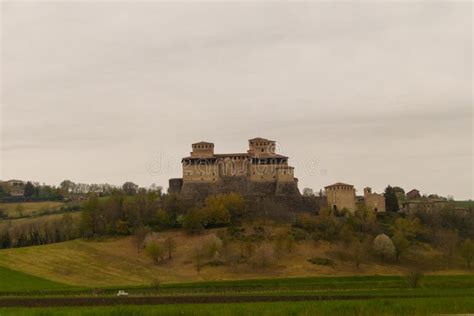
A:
23 181 36 198
384 185 399 212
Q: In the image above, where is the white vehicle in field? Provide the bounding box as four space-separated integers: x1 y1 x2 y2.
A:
117 290 129 297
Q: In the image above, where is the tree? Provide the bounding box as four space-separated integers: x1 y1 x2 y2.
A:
60 180 75 194
352 204 378 234
164 237 177 259
182 209 205 234
460 239 474 268
394 217 421 241
405 269 423 288
384 185 399 212
23 182 36 198
436 229 459 263
194 246 205 275
149 183 163 196
349 238 366 269
201 193 245 226
393 186 406 203
133 225 151 253
145 240 164 264
373 234 396 262
122 182 139 195
392 231 410 262
0 184 8 198
80 195 101 237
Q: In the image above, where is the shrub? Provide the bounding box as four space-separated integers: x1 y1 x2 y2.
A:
250 245 275 270
373 234 396 262
405 269 423 288
290 227 308 241
182 209 205 234
145 241 164 264
307 257 335 267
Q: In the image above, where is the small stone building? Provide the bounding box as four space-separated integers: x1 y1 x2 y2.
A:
406 189 421 200
325 182 356 213
363 187 386 213
401 199 448 214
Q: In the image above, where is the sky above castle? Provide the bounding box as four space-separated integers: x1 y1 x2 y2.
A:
1 2 472 199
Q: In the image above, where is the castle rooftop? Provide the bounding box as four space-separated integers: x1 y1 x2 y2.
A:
248 137 274 142
325 182 354 188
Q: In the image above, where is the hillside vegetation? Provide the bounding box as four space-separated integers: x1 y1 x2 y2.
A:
0 227 469 287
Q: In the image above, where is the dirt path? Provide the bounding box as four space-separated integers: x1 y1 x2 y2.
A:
0 294 421 307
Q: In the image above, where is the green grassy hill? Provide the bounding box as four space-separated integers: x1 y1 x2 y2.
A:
455 200 474 209
0 201 65 218
0 266 71 292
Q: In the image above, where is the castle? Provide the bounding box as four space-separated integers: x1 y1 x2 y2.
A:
169 138 300 201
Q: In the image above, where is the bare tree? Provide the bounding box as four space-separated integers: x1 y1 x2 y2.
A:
194 246 205 275
350 238 365 269
164 237 177 260
460 239 474 268
436 229 459 264
133 226 151 253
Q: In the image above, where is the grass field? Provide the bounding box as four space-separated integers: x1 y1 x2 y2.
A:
455 200 474 209
1 297 474 315
0 265 472 314
0 212 81 238
0 266 71 292
1 230 464 287
0 201 65 218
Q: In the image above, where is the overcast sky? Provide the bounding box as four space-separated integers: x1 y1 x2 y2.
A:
1 1 472 199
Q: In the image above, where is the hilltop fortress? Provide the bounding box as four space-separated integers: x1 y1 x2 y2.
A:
169 138 301 202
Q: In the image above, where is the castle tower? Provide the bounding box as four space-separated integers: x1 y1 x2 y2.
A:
364 187 372 198
190 141 214 158
247 137 276 156
325 182 356 213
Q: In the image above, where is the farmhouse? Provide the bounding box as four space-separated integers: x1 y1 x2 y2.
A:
401 199 448 214
0 180 25 196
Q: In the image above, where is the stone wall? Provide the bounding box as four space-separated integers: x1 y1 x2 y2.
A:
168 175 322 220
172 176 301 205
168 178 183 195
